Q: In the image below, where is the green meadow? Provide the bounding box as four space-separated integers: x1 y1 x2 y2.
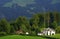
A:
0 34 60 39
0 35 46 39
50 34 60 39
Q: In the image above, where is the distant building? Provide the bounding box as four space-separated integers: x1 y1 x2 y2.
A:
37 33 43 36
37 28 55 36
16 30 24 34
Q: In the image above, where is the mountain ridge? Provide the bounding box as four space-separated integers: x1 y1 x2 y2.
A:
0 0 60 20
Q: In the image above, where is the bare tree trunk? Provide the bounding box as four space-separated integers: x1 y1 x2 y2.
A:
48 12 50 27
44 13 45 27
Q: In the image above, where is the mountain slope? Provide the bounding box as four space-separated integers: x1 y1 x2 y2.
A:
0 0 60 20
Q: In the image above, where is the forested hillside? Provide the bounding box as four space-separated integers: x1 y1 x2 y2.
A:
0 12 60 36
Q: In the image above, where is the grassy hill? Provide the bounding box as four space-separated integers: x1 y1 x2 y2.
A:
0 34 60 39
50 34 60 39
0 35 46 39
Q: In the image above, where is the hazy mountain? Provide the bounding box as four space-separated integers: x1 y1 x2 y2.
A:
0 0 60 20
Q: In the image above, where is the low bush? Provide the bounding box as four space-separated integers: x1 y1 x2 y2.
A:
0 32 7 36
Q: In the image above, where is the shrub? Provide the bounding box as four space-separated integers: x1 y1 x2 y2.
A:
0 32 7 36
29 31 36 36
55 26 60 33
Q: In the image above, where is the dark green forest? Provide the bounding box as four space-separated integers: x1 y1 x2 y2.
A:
0 12 60 36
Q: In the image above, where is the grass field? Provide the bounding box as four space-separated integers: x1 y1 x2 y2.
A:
0 35 46 39
0 34 60 39
50 34 60 39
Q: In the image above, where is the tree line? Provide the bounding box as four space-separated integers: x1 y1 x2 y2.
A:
0 12 60 36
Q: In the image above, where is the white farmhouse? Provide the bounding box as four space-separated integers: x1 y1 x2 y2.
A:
37 28 55 36
42 28 55 36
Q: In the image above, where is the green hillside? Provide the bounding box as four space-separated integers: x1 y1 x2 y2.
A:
0 35 46 39
0 34 60 39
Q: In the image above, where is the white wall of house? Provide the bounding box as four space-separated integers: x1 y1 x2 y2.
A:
48 31 51 35
37 33 43 36
43 31 47 35
51 31 55 35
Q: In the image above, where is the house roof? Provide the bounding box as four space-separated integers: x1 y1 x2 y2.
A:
42 28 55 32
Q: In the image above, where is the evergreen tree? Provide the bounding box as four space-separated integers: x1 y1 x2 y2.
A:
0 18 11 34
